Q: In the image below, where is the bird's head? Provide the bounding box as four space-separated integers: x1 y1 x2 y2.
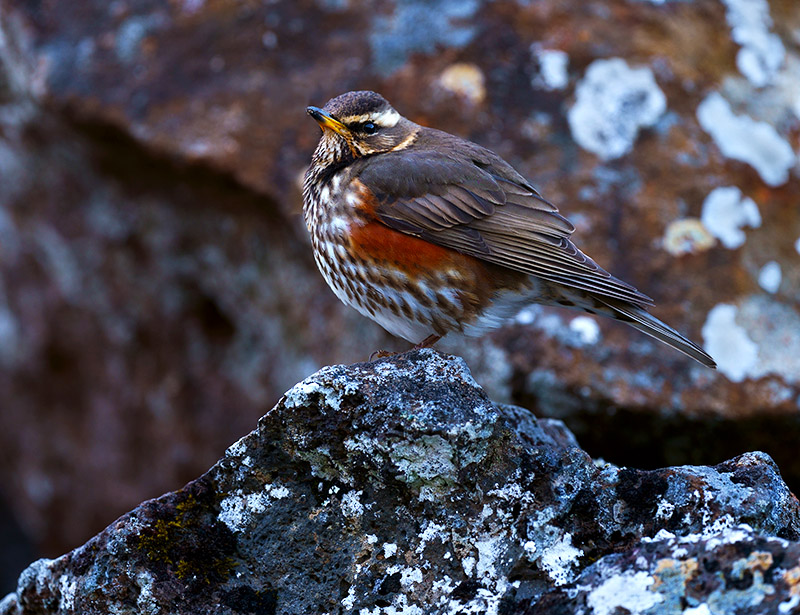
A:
307 91 418 165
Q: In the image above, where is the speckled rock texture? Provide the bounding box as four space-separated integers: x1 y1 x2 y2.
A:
2 351 800 614
1 0 800 573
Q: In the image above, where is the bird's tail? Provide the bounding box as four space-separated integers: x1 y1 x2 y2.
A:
592 296 716 368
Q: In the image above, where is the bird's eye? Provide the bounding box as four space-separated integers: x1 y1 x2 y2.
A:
361 122 378 135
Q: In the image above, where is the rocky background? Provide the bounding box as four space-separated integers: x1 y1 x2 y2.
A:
0 0 799 598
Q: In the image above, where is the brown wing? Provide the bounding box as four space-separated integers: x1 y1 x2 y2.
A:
355 130 654 308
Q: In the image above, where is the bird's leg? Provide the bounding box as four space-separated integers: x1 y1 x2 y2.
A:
412 334 441 350
370 334 441 361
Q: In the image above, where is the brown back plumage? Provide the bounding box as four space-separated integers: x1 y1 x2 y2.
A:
304 90 716 368
353 129 655 308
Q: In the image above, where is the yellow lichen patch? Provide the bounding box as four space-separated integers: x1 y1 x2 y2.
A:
651 557 700 590
663 218 716 256
745 551 773 572
783 565 800 596
438 63 486 104
136 494 236 584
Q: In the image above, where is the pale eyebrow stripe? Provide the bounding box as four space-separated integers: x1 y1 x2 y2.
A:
339 109 401 128
373 109 400 127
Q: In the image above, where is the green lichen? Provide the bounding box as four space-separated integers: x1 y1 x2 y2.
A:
390 435 457 486
135 493 237 586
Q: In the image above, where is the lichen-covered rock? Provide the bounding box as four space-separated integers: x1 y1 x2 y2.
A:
3 352 799 614
532 526 800 615
1 0 800 567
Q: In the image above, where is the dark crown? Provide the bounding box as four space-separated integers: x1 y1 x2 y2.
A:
321 91 392 119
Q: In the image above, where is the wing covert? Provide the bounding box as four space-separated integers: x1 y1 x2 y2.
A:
355 145 653 307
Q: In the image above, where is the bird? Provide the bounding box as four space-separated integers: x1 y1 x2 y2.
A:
302 90 716 368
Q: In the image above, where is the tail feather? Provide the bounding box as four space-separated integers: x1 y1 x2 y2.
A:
594 297 716 368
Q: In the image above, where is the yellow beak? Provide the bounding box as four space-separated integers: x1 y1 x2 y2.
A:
307 106 348 136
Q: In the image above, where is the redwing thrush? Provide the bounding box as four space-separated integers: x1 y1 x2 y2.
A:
302 91 716 368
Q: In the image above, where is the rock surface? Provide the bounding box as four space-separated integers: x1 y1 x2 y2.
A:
3 351 800 614
0 0 799 572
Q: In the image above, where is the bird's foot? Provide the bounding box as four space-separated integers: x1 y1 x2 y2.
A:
412 334 441 350
370 335 441 361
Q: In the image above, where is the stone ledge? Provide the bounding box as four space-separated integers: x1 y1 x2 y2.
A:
3 350 799 614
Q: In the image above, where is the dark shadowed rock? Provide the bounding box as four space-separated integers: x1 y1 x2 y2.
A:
3 352 799 614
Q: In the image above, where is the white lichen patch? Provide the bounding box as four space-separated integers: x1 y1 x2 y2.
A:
700 186 761 249
400 567 423 589
342 586 357 611
530 45 569 91
757 261 782 294
795 237 800 255
586 570 664 615
383 542 398 558
345 433 382 456
269 485 290 499
419 349 483 392
135 570 159 615
415 521 448 554
523 541 536 555
567 58 667 160
568 316 601 345
703 296 800 384
721 0 785 87
438 63 486 104
702 304 758 383
225 436 248 458
652 529 677 543
693 522 756 548
779 595 800 614
217 483 291 532
282 369 360 414
703 303 758 382
358 593 424 615
473 535 508 579
384 564 424 591
735 295 800 384
795 90 800 121
441 584 510 615
462 555 477 577
700 517 740 548
697 93 795 187
654 499 676 521
663 218 716 256
683 603 713 615
538 532 584 586
17 559 58 604
390 435 457 485
58 574 78 612
218 491 270 532
341 490 364 519
516 306 606 350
